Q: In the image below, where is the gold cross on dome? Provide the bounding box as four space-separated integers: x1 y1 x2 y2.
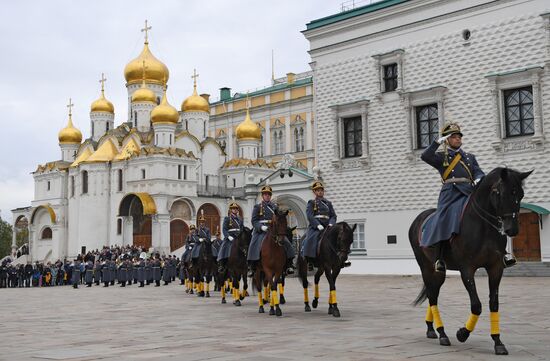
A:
99 73 107 92
67 98 74 116
191 69 199 87
141 20 152 43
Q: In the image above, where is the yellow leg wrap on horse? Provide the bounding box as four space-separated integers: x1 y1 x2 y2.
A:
330 290 337 304
465 313 479 332
490 312 500 335
258 293 263 306
234 288 238 301
278 284 284 295
221 287 225 298
304 288 309 303
315 284 320 299
430 305 443 329
425 305 434 322
264 287 269 300
272 290 278 306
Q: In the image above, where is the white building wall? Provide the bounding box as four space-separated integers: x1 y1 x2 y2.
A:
306 0 550 272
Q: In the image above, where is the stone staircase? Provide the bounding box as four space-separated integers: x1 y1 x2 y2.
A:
477 262 550 277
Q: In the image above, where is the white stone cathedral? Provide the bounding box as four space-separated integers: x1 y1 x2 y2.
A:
13 26 316 262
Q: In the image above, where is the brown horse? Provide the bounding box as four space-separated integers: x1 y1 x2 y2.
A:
297 222 356 317
254 208 289 316
409 167 532 355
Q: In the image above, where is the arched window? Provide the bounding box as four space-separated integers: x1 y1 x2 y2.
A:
82 170 88 194
117 169 123 192
294 127 304 152
41 227 52 240
274 130 284 154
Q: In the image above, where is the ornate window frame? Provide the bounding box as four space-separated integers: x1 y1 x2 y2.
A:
329 99 370 171
372 49 405 97
486 65 545 153
400 86 447 162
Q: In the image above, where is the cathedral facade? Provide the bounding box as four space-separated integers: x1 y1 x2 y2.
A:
12 30 316 262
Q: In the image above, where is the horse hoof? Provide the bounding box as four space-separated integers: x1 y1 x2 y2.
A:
269 308 275 316
280 295 286 304
305 303 311 312
312 298 318 308
495 344 508 355
185 289 189 293
205 292 210 298
439 337 451 346
221 298 227 304
456 327 470 343
189 290 194 294
332 307 341 318
426 330 438 339
259 306 265 313
276 306 282 317
328 305 333 315
234 300 241 307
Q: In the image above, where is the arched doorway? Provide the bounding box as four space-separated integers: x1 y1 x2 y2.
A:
170 219 189 252
197 203 221 236
14 215 29 251
273 194 308 243
119 193 156 250
170 199 193 220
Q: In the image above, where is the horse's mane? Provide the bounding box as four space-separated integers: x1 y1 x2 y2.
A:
474 167 526 193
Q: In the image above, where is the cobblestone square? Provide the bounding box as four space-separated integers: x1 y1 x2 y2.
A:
1 275 548 361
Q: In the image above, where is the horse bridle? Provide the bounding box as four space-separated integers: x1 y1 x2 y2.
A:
471 182 519 235
323 226 351 260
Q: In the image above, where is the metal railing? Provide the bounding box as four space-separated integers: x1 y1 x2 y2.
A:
196 185 245 199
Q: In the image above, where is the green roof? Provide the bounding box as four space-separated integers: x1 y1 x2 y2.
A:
305 0 411 31
521 203 550 215
210 77 312 106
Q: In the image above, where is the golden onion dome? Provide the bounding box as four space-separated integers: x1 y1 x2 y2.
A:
181 87 209 113
151 89 179 124
58 114 82 144
235 109 261 140
124 41 169 85
131 81 157 103
91 91 114 113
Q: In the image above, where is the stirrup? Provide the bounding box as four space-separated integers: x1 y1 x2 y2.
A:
286 267 294 275
343 261 351 268
435 259 446 272
503 254 517 268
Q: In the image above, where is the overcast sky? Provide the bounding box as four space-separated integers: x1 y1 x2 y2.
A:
0 0 350 223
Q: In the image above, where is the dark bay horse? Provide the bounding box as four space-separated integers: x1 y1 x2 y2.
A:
221 226 252 306
409 167 532 355
193 239 217 298
254 209 289 316
297 222 356 317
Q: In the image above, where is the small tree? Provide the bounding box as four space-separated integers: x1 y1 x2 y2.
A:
0 217 13 258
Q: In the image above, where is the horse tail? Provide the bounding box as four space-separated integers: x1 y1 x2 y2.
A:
412 284 428 306
297 254 308 288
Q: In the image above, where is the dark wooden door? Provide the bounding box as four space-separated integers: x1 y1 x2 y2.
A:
513 213 541 261
134 218 152 250
170 220 189 252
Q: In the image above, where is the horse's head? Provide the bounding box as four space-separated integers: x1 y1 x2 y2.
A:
271 209 290 237
237 227 252 255
481 168 533 236
329 222 357 266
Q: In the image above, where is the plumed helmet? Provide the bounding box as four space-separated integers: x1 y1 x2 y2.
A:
260 185 272 194
442 122 463 137
311 181 324 191
190 224 196 230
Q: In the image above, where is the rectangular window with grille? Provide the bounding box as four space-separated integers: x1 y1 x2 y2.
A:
415 104 438 149
343 116 362 158
504 86 534 137
352 223 365 251
383 63 398 92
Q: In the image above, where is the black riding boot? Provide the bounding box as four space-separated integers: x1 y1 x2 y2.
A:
434 242 446 272
218 259 226 274
503 253 517 268
285 258 295 275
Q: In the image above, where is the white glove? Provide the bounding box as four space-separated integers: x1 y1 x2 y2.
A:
437 134 451 144
261 225 268 232
228 236 234 241
199 238 205 243
474 178 482 185
328 224 333 227
317 225 324 231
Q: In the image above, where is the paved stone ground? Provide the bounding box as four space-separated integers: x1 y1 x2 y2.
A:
0 275 549 361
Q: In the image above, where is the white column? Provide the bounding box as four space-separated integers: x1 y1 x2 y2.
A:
332 108 340 161
227 127 234 159
154 214 171 255
284 117 291 153
123 217 133 247
11 225 17 256
265 119 271 156
305 112 312 150
360 103 369 162
531 73 543 137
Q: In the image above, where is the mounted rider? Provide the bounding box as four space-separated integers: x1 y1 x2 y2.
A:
247 184 296 277
182 224 197 263
191 212 212 260
420 122 516 271
217 200 243 274
301 181 342 270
